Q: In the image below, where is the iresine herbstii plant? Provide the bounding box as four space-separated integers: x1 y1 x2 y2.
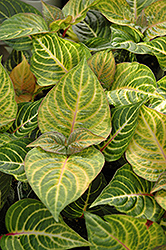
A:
0 0 166 249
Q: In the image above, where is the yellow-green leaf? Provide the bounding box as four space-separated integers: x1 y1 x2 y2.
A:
126 105 166 181
155 189 166 210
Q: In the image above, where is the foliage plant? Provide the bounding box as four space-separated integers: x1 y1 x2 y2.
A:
0 0 166 249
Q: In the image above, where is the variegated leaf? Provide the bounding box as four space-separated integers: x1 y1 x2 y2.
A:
84 212 166 250
72 9 111 42
24 146 105 221
99 100 144 162
90 164 164 221
41 0 64 26
149 98 166 115
88 49 115 90
27 131 67 154
0 172 12 210
4 37 33 51
0 138 32 181
0 199 90 249
126 105 166 181
50 15 73 32
10 55 36 103
31 33 91 86
62 173 107 218
38 58 111 139
9 99 42 138
155 189 166 210
0 13 49 40
0 133 12 147
0 57 17 130
151 172 166 193
143 0 166 41
0 0 41 24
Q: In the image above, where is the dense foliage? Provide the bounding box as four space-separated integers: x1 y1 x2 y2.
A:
0 0 166 249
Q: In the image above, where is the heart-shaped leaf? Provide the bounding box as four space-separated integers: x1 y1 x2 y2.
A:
91 164 164 221
99 100 145 162
62 173 107 219
126 105 166 181
38 58 111 139
88 49 115 90
24 146 105 221
10 55 36 103
0 0 41 24
9 99 42 138
31 33 91 86
0 199 90 250
0 13 49 40
0 57 17 130
151 172 166 193
0 172 12 210
72 9 111 42
84 212 166 250
0 138 32 181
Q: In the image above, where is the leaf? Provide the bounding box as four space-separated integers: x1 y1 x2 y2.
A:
50 15 73 32
0 172 12 210
4 50 24 73
24 146 105 221
90 164 164 221
62 0 99 25
9 99 42 138
67 128 106 155
0 13 49 40
143 0 166 41
88 49 115 90
0 138 32 181
155 189 166 210
126 105 166 182
30 33 91 86
149 98 166 115
38 58 111 139
41 0 64 26
72 9 111 42
151 172 166 193
4 37 33 53
99 100 145 162
27 131 67 154
84 212 166 250
10 55 36 103
106 62 159 107
0 0 42 24
0 57 17 129
0 199 90 250
0 133 12 147
157 75 166 94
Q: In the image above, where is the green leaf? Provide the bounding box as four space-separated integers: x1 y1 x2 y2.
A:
0 13 49 40
38 58 111 139
84 212 166 250
0 199 90 250
31 33 91 86
0 57 17 130
9 99 42 138
72 9 111 42
0 0 42 24
24 146 105 221
157 75 166 94
0 138 32 181
126 105 166 181
143 0 166 41
67 128 106 155
99 100 145 162
62 0 99 25
151 172 166 193
27 131 67 154
106 62 159 107
88 49 115 90
155 189 166 210
62 173 107 219
149 98 166 115
4 37 33 51
41 0 64 26
0 172 12 210
91 164 164 221
0 133 12 147
50 15 73 32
